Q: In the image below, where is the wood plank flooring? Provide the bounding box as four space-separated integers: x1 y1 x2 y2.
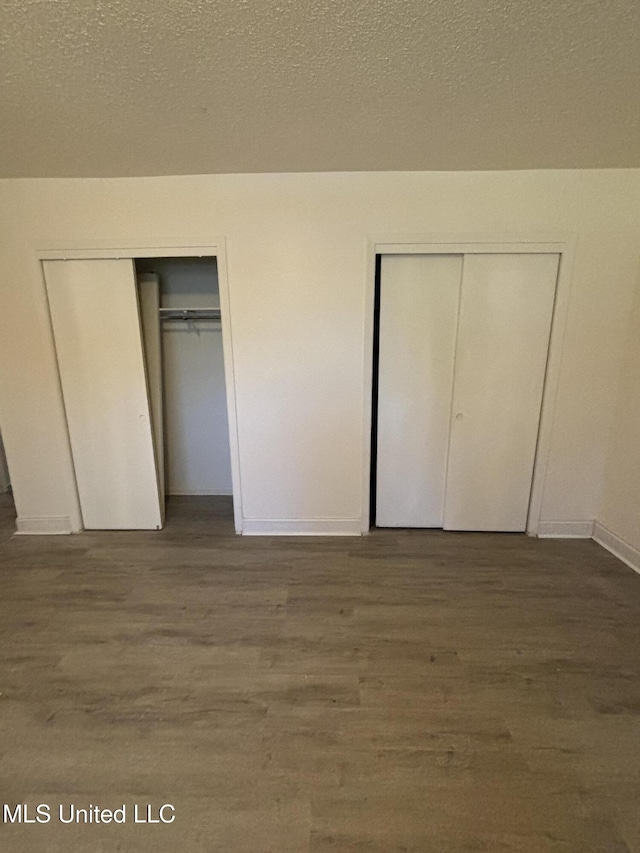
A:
1 494 640 851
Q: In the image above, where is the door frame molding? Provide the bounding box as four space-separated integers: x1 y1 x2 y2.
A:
36 241 244 534
362 233 577 536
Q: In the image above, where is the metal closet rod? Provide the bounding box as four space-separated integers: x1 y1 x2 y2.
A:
159 307 221 322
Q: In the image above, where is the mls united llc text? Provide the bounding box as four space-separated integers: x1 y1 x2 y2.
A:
3 803 175 824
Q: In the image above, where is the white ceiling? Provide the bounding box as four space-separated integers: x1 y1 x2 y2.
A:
1 0 639 178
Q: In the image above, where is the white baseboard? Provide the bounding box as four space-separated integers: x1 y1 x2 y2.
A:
593 522 640 576
537 520 594 538
15 516 73 535
242 518 362 536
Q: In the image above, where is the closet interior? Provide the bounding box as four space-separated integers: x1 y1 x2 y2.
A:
136 257 234 526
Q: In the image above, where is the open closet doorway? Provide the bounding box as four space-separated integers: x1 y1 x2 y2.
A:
41 244 241 534
0 430 16 534
136 257 235 532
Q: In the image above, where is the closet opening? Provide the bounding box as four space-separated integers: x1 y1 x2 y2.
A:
0 430 16 534
370 250 559 534
135 257 234 533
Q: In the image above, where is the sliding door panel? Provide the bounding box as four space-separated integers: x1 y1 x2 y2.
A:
443 253 559 531
376 254 462 527
138 272 165 519
45 259 162 530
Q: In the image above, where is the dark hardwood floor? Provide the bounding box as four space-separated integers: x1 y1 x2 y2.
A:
1 493 640 851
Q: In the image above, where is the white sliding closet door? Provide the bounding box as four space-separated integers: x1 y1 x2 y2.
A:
44 259 163 530
138 272 165 518
444 253 558 531
376 255 462 527
375 252 558 532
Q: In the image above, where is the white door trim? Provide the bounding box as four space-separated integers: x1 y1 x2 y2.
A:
362 234 577 536
37 241 244 534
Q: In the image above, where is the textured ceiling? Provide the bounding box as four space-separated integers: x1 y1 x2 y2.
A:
1 0 639 177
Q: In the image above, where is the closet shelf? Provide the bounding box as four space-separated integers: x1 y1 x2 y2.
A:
159 307 221 322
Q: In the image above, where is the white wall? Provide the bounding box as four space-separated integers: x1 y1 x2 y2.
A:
136 258 233 496
0 171 639 534
597 271 640 564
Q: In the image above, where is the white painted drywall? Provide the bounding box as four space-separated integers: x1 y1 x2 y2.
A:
0 171 639 533
136 258 233 496
598 273 640 554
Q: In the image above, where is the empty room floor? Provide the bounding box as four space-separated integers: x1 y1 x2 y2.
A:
1 494 640 852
